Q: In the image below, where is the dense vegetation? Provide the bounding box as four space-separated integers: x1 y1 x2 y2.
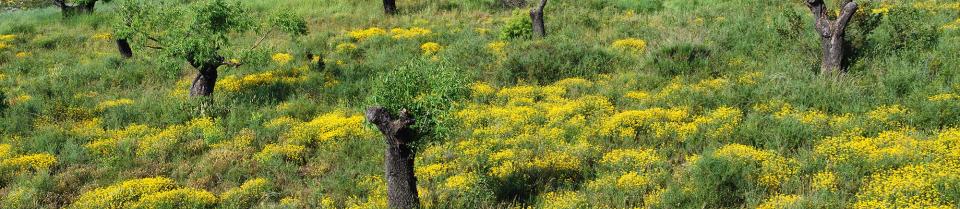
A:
1 0 959 208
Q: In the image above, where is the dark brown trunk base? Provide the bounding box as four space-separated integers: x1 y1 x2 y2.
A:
117 39 133 58
190 65 218 97
530 0 548 38
57 1 96 17
366 108 420 209
383 0 397 15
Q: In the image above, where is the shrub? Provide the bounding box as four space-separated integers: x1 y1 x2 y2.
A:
684 144 798 208
219 178 272 208
366 60 468 143
608 0 663 13
500 40 614 84
650 43 712 76
70 177 177 209
131 188 218 209
499 11 532 40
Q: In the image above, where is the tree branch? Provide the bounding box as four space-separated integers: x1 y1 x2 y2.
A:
537 0 547 11
836 1 858 34
249 29 274 51
365 107 416 146
805 0 831 37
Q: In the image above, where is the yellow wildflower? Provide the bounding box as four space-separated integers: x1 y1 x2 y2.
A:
97 98 135 110
854 163 960 208
0 153 57 172
487 41 507 56
928 93 959 102
0 143 11 159
469 82 496 98
867 105 909 126
443 173 479 190
279 197 301 207
812 171 837 191
15 51 31 58
336 43 357 53
420 42 442 56
272 53 293 65
540 191 586 209
615 171 651 189
221 178 271 207
0 34 15 42
283 110 374 145
70 177 176 209
527 152 582 172
714 144 798 189
131 188 218 209
756 194 802 209
390 27 432 39
625 91 651 102
254 144 305 162
92 32 113 41
738 71 763 85
612 38 647 52
416 163 450 180
872 3 891 15
348 27 387 41
600 148 662 171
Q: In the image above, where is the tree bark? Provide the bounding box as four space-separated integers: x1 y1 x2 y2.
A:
188 56 223 97
383 0 397 15
366 107 420 209
805 0 858 74
530 0 548 38
116 39 133 58
189 65 218 97
52 0 97 16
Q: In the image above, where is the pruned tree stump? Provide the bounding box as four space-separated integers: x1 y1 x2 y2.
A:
805 0 858 74
530 0 548 38
366 107 420 209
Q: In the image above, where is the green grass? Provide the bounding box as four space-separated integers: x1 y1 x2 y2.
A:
1 0 959 208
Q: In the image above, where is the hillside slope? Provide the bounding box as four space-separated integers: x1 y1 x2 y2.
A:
1 0 960 208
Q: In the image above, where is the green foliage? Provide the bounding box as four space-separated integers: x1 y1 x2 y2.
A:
1 0 959 208
650 43 712 76
499 11 532 40
599 0 663 13
115 0 303 68
367 60 469 143
501 39 615 84
866 9 941 54
270 12 308 36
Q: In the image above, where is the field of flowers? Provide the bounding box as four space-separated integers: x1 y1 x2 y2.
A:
1 0 959 208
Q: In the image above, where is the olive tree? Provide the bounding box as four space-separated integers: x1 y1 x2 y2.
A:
52 0 108 16
530 0 548 38
804 0 858 74
114 0 306 97
383 0 397 15
366 61 468 209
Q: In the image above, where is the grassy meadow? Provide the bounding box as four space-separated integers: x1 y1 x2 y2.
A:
1 0 960 208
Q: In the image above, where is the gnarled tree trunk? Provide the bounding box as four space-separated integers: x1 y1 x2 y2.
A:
188 56 224 97
52 0 97 16
366 107 420 209
805 0 858 74
530 0 548 38
500 0 526 8
383 0 397 15
116 39 133 58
